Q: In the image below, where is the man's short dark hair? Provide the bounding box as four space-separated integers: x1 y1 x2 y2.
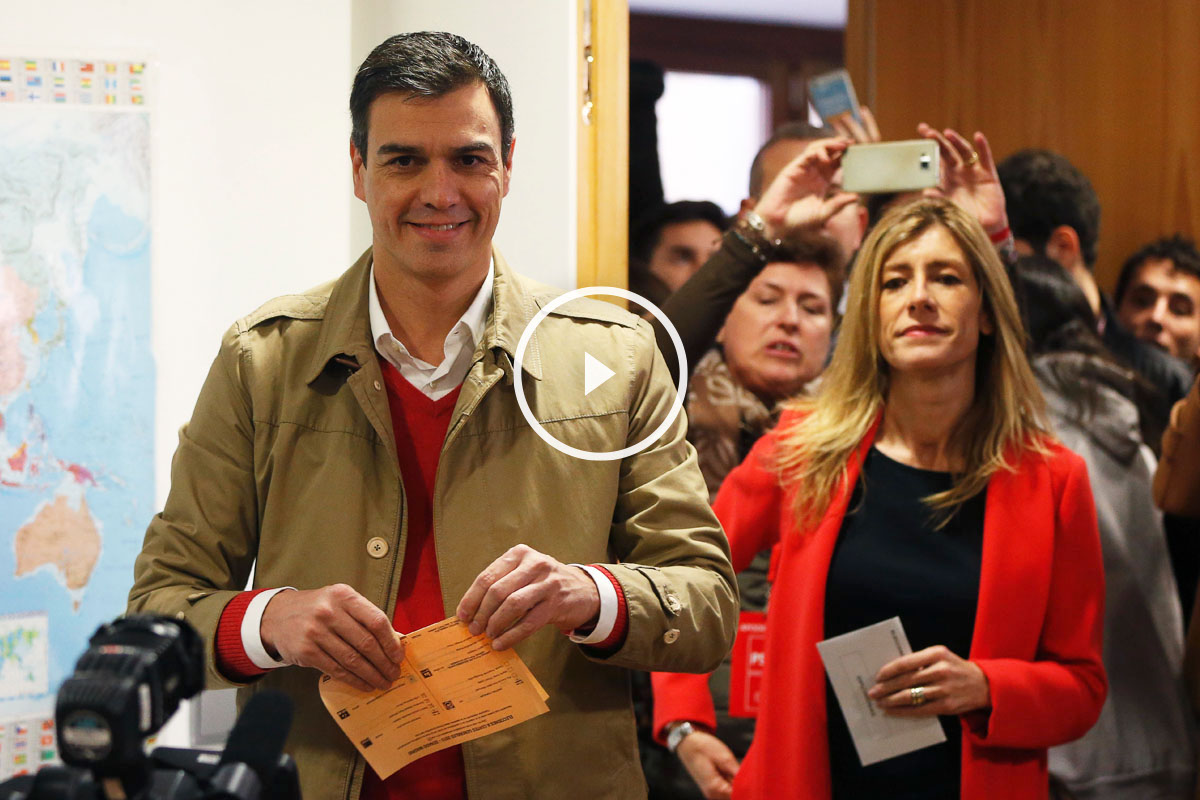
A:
629 200 728 264
350 32 514 162
1114 234 1200 306
997 148 1101 268
748 121 832 198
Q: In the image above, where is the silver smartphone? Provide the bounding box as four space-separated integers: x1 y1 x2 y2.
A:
841 140 940 194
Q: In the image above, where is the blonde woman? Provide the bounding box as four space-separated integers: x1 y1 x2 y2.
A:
653 197 1107 800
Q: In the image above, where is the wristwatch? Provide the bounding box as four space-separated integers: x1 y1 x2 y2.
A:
732 210 782 263
665 721 697 754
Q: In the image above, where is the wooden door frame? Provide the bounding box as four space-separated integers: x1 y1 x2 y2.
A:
576 0 629 291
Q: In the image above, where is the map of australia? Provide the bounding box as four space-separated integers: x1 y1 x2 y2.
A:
0 106 154 719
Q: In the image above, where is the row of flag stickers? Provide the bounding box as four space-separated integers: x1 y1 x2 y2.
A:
0 58 148 106
0 716 58 780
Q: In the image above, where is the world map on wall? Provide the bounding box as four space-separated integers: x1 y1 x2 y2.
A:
0 105 154 722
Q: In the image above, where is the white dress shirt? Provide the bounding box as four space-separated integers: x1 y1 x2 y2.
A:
368 260 494 400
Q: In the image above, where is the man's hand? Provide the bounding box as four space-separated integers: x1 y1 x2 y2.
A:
753 137 859 241
917 123 1009 235
867 644 991 717
456 544 600 650
829 105 882 144
259 584 405 693
676 729 740 800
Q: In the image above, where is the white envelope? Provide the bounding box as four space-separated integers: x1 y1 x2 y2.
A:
816 617 947 766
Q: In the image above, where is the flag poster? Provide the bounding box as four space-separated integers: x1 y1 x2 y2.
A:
0 58 149 106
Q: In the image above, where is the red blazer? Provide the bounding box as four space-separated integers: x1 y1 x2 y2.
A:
654 411 1107 800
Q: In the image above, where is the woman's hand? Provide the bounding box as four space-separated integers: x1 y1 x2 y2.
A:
868 644 991 717
753 137 859 241
916 123 1009 236
676 729 740 800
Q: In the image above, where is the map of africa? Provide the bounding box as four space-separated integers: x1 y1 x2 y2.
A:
0 105 153 721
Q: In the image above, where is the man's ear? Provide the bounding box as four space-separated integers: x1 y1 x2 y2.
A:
351 137 366 202
501 137 516 197
1044 225 1083 272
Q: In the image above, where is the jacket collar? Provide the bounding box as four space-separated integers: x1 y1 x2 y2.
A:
305 245 545 384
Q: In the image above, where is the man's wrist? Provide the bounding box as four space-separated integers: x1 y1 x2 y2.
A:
567 565 616 645
244 587 295 669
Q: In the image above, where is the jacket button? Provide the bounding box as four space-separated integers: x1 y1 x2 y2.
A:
367 537 389 558
666 593 682 614
663 628 680 644
373 380 382 391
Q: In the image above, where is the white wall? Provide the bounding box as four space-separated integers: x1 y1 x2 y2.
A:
350 0 578 289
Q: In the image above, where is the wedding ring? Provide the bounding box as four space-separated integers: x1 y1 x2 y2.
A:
909 686 927 706
966 151 980 166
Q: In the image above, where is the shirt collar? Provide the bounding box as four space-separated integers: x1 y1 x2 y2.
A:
368 257 495 363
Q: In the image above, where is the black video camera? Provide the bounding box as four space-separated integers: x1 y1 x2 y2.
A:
1 615 300 800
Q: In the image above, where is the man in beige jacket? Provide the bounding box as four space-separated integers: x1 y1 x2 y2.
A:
128 32 737 800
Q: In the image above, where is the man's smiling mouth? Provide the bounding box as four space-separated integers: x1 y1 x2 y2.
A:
410 221 467 231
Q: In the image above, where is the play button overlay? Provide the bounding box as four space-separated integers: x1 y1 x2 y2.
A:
513 286 687 462
583 352 615 396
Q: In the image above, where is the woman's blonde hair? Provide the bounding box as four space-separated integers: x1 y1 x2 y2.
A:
776 196 1050 529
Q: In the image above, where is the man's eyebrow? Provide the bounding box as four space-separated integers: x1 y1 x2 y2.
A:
375 143 420 157
454 142 497 157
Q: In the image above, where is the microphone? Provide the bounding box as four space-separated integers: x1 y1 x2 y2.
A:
208 689 294 800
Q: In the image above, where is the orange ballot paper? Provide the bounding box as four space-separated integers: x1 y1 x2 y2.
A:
318 617 550 778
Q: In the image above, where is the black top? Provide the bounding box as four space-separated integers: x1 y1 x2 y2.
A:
824 447 986 800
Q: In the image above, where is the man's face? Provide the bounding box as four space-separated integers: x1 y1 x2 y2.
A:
1116 257 1200 364
647 219 723 293
821 179 867 268
352 82 511 284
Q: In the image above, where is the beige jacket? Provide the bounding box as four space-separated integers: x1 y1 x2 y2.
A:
128 248 738 800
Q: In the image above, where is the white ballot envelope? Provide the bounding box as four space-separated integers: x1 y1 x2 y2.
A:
816 617 946 766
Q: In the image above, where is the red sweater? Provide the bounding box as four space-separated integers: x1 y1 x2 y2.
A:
215 360 627 798
219 364 469 798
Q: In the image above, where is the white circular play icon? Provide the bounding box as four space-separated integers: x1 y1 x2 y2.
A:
512 286 687 462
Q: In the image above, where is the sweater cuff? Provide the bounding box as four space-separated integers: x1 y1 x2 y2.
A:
566 564 628 653
215 589 272 682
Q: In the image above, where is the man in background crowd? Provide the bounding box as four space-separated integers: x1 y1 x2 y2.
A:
629 200 727 307
1115 234 1200 371
999 148 1200 633
997 148 1193 425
